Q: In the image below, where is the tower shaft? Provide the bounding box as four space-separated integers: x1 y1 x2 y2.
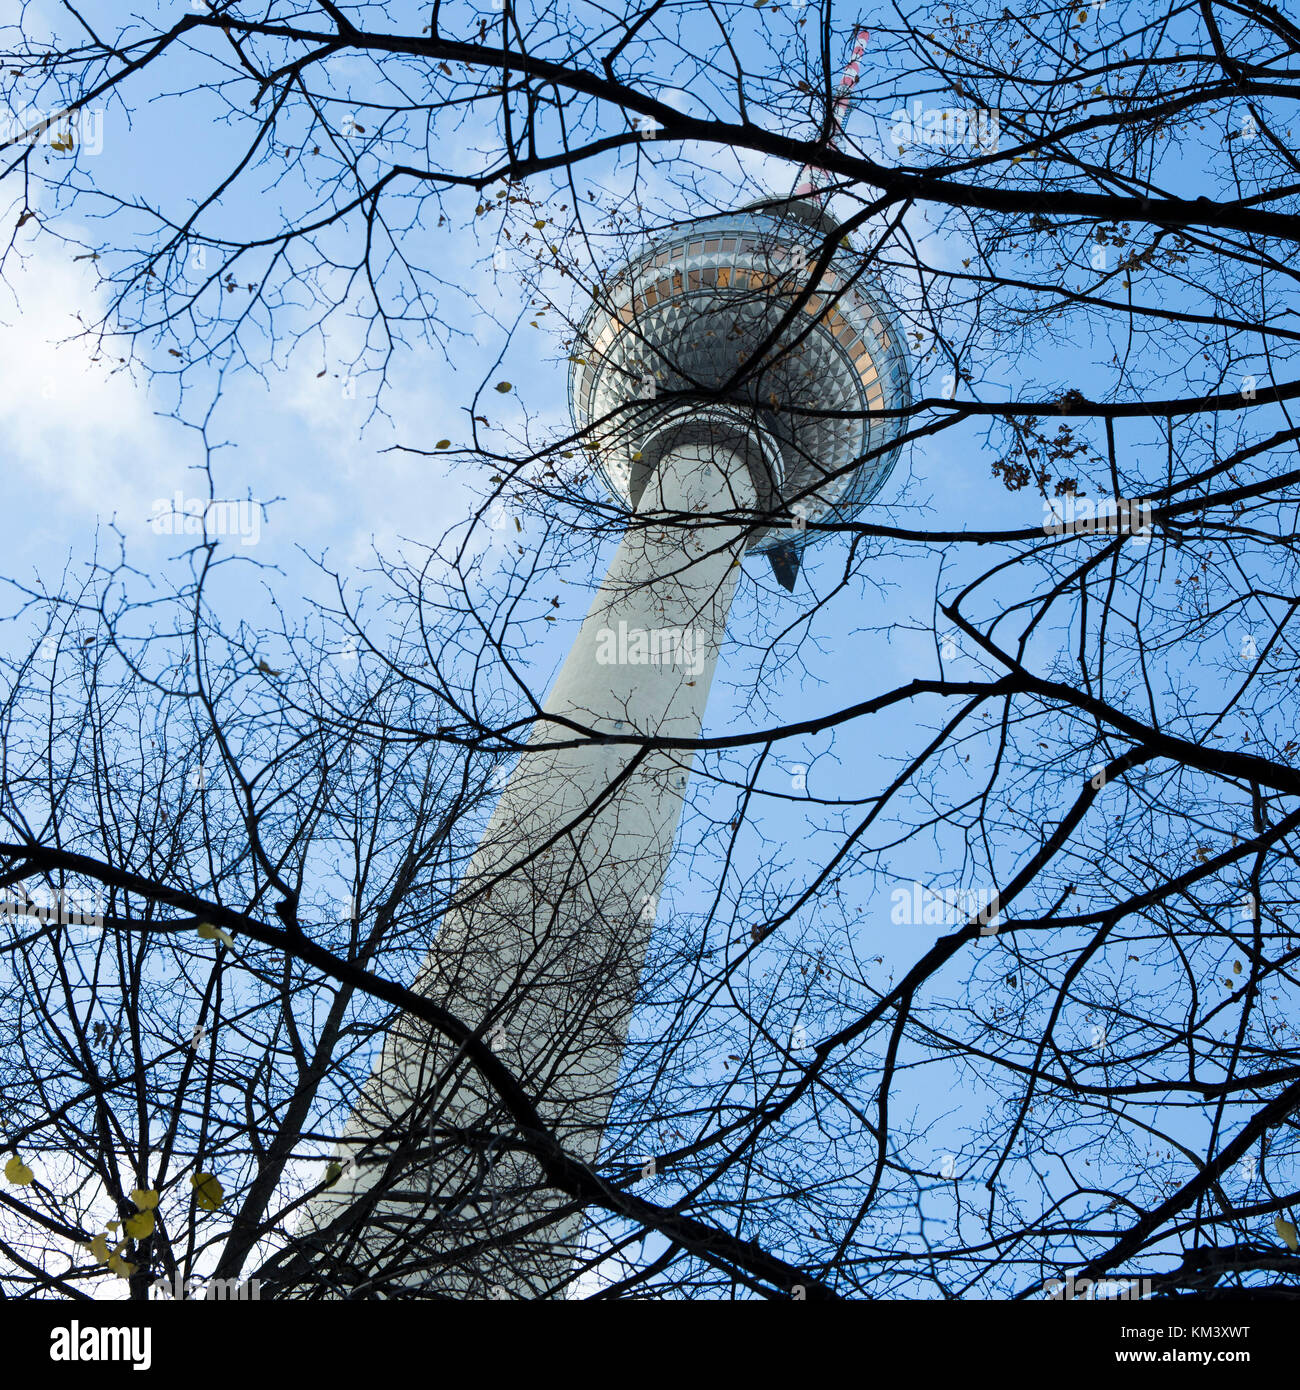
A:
298 435 756 1297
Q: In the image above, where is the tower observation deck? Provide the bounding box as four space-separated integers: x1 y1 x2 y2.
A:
571 196 912 586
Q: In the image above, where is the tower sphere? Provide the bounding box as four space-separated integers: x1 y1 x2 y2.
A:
569 197 912 577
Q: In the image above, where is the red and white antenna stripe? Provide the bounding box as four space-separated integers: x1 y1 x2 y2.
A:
793 26 871 202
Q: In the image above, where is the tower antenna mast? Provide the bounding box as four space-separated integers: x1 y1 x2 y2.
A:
792 26 872 204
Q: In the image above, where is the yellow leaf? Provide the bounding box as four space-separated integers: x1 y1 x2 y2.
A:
1233 960 1242 975
4 1155 33 1186
106 1253 137 1279
435 439 451 449
124 1209 155 1239
533 219 546 229
86 1233 111 1263
196 921 235 948
324 1160 343 1188
494 382 512 393
191 1171 224 1211
131 1188 160 1210
1276 1216 1298 1251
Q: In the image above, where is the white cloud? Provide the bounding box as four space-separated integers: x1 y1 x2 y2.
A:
0 239 176 534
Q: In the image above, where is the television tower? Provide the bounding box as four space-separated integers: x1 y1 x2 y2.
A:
293 30 911 1300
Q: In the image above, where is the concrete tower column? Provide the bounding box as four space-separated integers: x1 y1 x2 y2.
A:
297 428 760 1297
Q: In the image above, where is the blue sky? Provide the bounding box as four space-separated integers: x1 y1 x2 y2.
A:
3 0 1295 1297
